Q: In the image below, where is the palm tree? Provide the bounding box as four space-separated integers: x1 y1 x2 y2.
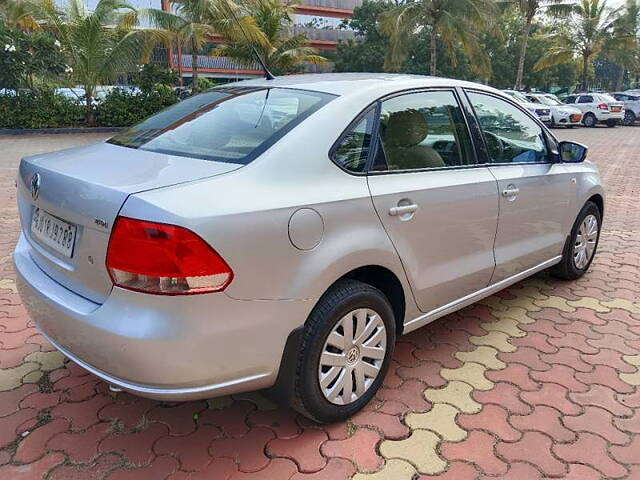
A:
379 0 497 77
29 0 159 125
214 0 327 75
513 0 574 90
607 0 639 89
534 0 621 91
0 0 40 30
143 0 263 92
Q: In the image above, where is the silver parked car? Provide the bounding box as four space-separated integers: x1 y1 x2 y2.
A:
15 74 604 422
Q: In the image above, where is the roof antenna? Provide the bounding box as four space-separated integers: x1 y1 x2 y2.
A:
224 0 275 80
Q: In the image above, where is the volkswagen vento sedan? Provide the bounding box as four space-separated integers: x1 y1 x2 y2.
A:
14 74 604 423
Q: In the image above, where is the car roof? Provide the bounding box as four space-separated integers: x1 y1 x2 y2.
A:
228 73 499 97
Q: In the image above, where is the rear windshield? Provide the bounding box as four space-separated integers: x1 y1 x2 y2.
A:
108 86 335 164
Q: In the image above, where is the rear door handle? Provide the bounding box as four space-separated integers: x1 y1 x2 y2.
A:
389 204 418 216
501 186 520 197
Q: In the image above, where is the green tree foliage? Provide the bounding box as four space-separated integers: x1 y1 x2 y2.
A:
29 0 164 125
534 0 621 91
0 23 66 89
95 85 178 126
333 0 392 73
379 0 497 77
0 89 83 128
214 0 327 75
132 63 179 93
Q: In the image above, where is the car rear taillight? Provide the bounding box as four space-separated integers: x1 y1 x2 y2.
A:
106 217 233 295
597 103 609 110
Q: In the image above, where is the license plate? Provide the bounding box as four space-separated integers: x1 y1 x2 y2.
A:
611 106 622 112
31 208 76 258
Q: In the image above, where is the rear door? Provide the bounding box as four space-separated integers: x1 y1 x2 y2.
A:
464 90 574 282
367 89 499 313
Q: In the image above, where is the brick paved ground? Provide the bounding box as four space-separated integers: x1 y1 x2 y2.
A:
0 126 638 479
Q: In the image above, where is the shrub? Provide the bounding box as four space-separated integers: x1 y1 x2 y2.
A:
0 90 84 128
95 87 179 127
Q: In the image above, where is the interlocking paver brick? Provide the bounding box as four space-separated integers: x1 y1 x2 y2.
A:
321 428 383 473
509 405 575 442
404 404 466 441
473 382 531 415
424 381 481 413
210 427 274 473
441 430 507 475
563 406 630 444
291 458 356 480
352 459 415 480
0 452 66 479
14 418 70 464
379 430 445 475
496 432 566 477
553 432 628 478
47 422 110 463
267 428 328 473
99 422 169 466
350 410 410 440
457 404 521 441
485 363 540 391
147 401 207 436
569 385 633 416
107 455 179 480
230 458 298 480
155 424 220 471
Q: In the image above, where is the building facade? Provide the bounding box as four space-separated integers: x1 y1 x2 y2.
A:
155 0 362 80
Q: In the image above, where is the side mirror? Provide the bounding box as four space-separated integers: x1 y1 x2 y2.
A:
559 141 588 163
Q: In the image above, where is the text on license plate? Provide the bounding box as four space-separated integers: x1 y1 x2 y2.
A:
30 208 76 258
611 107 621 112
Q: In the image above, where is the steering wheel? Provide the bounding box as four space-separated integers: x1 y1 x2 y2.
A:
484 131 505 162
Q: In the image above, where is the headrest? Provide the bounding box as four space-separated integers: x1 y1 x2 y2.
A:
385 109 428 147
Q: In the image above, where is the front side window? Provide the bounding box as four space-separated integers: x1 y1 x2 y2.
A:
564 96 577 104
467 91 548 164
373 90 474 171
109 87 335 164
578 95 593 103
332 109 375 173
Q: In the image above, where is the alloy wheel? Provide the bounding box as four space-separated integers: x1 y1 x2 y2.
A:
574 214 598 269
318 308 386 405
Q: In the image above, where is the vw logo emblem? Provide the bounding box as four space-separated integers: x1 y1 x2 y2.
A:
30 173 41 201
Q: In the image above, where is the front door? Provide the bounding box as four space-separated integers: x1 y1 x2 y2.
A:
464 90 575 282
367 89 499 313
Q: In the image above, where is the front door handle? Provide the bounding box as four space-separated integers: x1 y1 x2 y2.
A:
501 185 520 198
389 204 418 216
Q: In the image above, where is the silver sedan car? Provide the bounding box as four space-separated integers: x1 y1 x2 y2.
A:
14 74 604 423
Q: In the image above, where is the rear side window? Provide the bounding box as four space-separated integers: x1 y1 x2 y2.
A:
373 90 474 171
578 95 593 103
332 109 375 173
109 87 335 164
564 96 577 104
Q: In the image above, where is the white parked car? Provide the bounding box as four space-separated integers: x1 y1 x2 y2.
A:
526 93 582 128
611 92 640 126
562 93 624 127
502 90 552 124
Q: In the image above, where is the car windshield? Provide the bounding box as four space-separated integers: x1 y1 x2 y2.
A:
109 86 335 164
536 96 562 106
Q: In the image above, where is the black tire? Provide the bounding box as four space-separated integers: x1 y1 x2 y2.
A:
624 110 636 126
583 113 597 128
551 201 602 280
291 279 396 423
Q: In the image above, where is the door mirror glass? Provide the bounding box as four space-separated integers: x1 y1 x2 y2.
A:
559 141 587 163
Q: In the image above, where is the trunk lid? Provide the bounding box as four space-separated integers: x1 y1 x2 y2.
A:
17 142 241 304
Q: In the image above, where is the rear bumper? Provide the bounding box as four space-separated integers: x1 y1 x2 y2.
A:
14 233 312 400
